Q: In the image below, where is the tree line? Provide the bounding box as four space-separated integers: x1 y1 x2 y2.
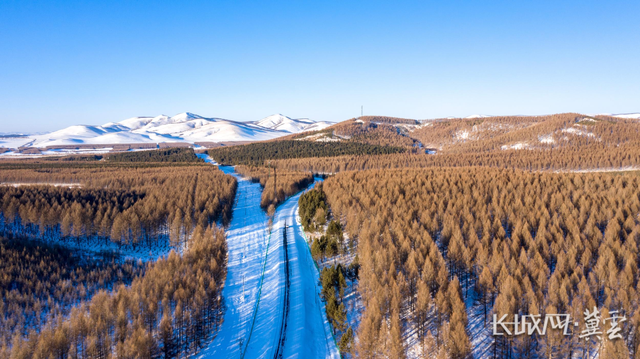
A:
323 167 640 358
105 148 204 163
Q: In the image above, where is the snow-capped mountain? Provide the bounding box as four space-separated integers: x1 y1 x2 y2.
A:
0 113 332 149
252 114 332 133
465 114 492 119
604 113 640 119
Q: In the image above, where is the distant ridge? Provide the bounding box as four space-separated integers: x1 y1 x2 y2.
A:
0 113 333 150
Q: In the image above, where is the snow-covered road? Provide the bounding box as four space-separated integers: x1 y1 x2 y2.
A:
196 165 271 358
197 156 338 359
281 195 340 359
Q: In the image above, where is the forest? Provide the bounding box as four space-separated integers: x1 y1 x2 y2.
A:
330 120 418 148
206 140 406 166
235 165 314 210
299 185 360 355
409 113 640 153
3 113 640 358
105 148 203 163
269 113 640 174
2 225 228 358
321 167 640 358
0 157 237 357
0 164 237 250
0 236 145 351
270 143 640 174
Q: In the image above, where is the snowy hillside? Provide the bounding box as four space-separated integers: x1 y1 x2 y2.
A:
465 114 492 119
253 114 333 133
0 113 333 149
607 113 640 119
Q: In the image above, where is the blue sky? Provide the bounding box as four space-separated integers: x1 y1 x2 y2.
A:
0 0 639 132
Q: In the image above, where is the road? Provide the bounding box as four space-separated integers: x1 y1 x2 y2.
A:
197 156 339 359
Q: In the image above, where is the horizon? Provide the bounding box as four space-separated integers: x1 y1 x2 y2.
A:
4 110 640 136
3 109 640 136
1 0 639 132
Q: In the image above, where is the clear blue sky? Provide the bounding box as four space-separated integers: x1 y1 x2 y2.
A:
1 0 639 132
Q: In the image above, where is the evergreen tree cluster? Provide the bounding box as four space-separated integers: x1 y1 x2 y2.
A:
206 140 406 166
310 220 346 261
298 184 328 232
105 148 203 163
320 265 356 355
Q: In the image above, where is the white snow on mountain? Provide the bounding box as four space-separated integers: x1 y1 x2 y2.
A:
465 114 492 119
608 113 640 119
587 112 640 119
0 113 333 149
253 114 333 133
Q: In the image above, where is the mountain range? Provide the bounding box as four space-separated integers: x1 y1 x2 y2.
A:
0 113 333 150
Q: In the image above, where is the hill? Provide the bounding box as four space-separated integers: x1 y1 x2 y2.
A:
0 113 333 152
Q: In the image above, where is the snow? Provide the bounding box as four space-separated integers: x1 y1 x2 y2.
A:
0 213 172 262
1 182 81 188
254 114 332 133
456 130 470 140
197 165 271 358
501 142 528 150
539 134 555 144
315 137 342 142
198 156 338 359
413 122 433 129
611 113 640 119
562 127 596 138
593 112 640 119
196 153 218 165
0 113 332 150
553 166 640 173
282 199 340 358
465 114 491 119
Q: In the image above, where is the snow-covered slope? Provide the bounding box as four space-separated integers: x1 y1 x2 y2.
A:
0 113 332 149
608 113 640 119
253 114 332 133
465 114 492 119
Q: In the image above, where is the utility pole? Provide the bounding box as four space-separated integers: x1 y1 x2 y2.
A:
267 160 277 202
361 105 363 117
